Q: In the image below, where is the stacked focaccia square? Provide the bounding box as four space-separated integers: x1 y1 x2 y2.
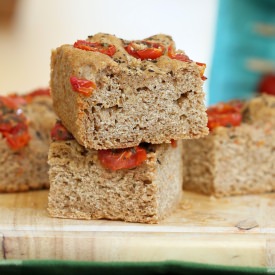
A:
48 33 208 223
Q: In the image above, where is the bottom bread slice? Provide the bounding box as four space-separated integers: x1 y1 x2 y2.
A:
48 140 183 223
182 122 275 197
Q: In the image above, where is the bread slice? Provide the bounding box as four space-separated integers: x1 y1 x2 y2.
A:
183 123 275 197
50 33 208 150
0 91 56 192
182 96 275 197
47 140 183 224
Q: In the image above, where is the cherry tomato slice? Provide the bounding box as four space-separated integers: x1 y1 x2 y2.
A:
168 45 207 80
8 89 50 106
0 95 19 110
0 96 31 150
3 122 31 150
51 121 73 141
24 88 51 103
8 94 27 106
0 113 22 132
167 44 191 62
98 146 147 171
258 74 275 96
70 76 96 97
207 103 242 131
170 139 177 148
125 41 165 60
74 40 116 57
196 62 207 80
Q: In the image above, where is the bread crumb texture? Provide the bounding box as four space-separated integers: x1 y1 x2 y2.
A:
48 140 183 224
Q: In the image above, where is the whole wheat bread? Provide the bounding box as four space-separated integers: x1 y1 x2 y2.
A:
182 95 275 197
50 33 208 150
48 140 183 224
0 94 56 192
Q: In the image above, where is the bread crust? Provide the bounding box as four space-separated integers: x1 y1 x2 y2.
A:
51 33 208 150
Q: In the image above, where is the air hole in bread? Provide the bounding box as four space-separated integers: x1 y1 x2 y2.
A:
180 114 187 121
80 148 89 156
137 87 149 92
84 109 90 116
133 125 140 131
176 92 188 107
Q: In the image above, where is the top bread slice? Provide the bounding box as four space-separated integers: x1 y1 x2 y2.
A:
51 33 208 150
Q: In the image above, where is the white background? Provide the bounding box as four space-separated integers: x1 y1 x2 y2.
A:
0 0 218 97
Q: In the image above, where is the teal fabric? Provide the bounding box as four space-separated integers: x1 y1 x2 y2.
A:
0 260 270 275
209 0 275 105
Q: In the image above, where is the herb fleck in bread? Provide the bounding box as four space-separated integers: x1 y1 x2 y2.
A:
48 140 183 224
0 92 56 192
50 33 208 150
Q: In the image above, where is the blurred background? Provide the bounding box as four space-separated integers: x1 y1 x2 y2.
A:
0 0 218 100
0 0 275 104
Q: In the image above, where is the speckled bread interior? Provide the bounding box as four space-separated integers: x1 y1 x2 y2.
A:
48 140 183 224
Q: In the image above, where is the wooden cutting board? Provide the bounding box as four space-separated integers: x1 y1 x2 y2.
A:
1 190 275 268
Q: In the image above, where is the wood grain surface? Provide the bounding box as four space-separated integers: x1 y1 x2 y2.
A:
1 190 275 267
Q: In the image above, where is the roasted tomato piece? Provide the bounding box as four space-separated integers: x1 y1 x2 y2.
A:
51 121 73 141
0 95 19 110
258 74 275 96
0 113 22 132
227 99 244 112
168 45 207 80
98 146 147 171
0 96 31 150
125 41 165 60
170 139 177 148
9 88 50 105
70 76 96 97
8 94 27 106
74 40 116 57
196 62 207 80
207 103 242 131
167 44 191 62
3 122 31 150
24 88 51 103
